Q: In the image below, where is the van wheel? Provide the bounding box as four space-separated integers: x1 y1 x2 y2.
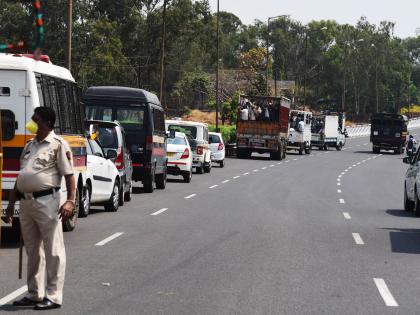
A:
270 149 282 160
336 144 342 151
373 147 380 154
404 184 414 212
105 180 120 212
305 145 312 155
79 185 91 218
298 144 304 155
156 169 167 189
219 160 225 168
144 173 154 193
124 181 132 202
196 164 204 174
204 162 211 173
63 188 79 232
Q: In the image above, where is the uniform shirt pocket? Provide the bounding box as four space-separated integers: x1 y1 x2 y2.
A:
33 149 57 171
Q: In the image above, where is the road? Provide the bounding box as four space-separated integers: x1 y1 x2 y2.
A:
1 133 420 314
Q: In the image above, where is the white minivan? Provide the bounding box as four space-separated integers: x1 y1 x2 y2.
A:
165 120 212 174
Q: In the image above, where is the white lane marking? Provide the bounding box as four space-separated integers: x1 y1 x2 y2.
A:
222 180 230 183
253 169 259 172
243 172 250 176
339 198 345 204
293 158 298 161
341 172 345 175
348 166 353 169
185 194 196 199
0 285 28 306
261 167 267 170
337 178 341 182
337 189 342 193
209 185 218 189
270 164 275 167
352 164 357 167
343 148 347 150
285 160 290 163
343 212 351 219
357 162 361 165
364 143 369 145
367 157 372 160
337 183 341 186
233 176 240 179
338 175 342 178
300 156 305 159
151 208 169 216
374 278 399 307
277 162 282 165
352 233 365 245
95 232 124 246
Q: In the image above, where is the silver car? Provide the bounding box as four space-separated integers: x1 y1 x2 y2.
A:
403 151 420 216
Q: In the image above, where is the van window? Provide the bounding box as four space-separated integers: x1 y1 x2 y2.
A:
0 87 10 96
1 110 15 140
117 107 145 130
167 125 197 139
86 106 113 121
152 108 165 132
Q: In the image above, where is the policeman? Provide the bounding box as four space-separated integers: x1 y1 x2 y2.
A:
6 107 76 310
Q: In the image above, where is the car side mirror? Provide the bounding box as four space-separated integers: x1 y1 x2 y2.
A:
403 156 412 164
106 149 117 160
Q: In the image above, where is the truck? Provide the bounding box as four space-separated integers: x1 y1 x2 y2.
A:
236 95 291 160
311 114 346 150
287 110 313 155
370 113 408 154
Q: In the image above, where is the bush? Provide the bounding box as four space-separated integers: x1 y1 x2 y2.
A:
209 124 236 144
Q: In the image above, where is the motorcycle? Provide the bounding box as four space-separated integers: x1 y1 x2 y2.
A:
406 142 417 157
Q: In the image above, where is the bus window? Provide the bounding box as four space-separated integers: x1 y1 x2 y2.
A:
1 110 15 140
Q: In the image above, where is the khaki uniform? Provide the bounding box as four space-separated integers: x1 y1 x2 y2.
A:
16 131 74 305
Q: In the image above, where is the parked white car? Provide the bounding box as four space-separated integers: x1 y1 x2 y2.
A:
166 131 193 182
166 120 212 174
209 132 226 167
79 137 121 216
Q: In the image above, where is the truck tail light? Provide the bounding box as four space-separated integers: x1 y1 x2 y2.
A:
196 146 204 155
181 148 190 159
218 143 224 151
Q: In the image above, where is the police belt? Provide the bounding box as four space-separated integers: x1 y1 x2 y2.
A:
17 187 60 200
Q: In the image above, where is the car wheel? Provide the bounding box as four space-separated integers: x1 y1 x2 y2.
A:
196 164 204 174
63 188 79 232
204 162 211 173
124 181 132 202
156 168 167 189
305 145 312 155
373 147 380 154
105 180 120 212
336 143 342 151
118 183 125 206
79 185 91 218
183 170 192 183
219 160 225 168
404 184 415 212
144 172 155 193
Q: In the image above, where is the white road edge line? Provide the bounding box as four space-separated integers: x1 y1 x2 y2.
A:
343 212 351 219
95 232 124 246
185 194 197 199
339 198 345 204
222 180 230 183
374 278 399 307
209 185 218 189
151 208 169 216
352 233 365 245
0 285 28 306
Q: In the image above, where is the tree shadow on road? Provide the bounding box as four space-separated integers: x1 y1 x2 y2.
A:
381 227 420 254
386 209 416 217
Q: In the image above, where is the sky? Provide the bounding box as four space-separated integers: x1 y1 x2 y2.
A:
207 0 420 39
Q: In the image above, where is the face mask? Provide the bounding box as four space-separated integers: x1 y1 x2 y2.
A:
26 120 39 134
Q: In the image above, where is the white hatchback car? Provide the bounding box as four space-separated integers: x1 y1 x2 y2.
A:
79 138 121 217
209 132 226 168
166 132 193 182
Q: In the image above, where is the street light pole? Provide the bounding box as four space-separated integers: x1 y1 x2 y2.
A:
66 0 73 71
159 0 168 109
215 0 220 132
372 44 379 113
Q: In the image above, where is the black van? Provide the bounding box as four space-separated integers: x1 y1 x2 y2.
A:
83 87 167 193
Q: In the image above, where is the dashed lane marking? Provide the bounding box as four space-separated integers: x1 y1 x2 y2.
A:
243 172 250 176
209 185 218 189
343 212 351 219
261 167 267 170
253 169 259 172
337 183 341 186
337 189 342 193
277 162 282 165
0 285 28 307
270 164 275 167
233 176 240 179
339 198 345 204
222 180 230 183
185 194 196 199
151 208 169 216
95 232 124 246
293 158 298 161
352 233 365 245
374 278 399 307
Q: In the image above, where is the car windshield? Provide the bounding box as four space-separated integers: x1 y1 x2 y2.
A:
167 136 187 145
209 134 221 143
97 127 119 149
168 125 197 139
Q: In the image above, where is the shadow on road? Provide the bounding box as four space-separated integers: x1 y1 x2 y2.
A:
381 227 420 254
167 178 186 184
386 209 416 218
354 150 403 155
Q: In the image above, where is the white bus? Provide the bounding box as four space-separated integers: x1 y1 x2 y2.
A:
0 53 87 234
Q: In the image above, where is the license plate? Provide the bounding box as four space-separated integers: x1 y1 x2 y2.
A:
167 152 176 157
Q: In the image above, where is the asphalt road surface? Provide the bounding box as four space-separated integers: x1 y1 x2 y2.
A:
1 132 420 314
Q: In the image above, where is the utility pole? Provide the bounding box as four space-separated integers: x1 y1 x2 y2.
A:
303 30 308 106
66 0 73 71
159 0 168 109
215 0 220 131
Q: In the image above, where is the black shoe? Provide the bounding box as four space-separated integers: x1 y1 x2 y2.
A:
13 297 39 306
34 298 61 310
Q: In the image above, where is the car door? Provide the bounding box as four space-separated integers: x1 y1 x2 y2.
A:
88 139 113 201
